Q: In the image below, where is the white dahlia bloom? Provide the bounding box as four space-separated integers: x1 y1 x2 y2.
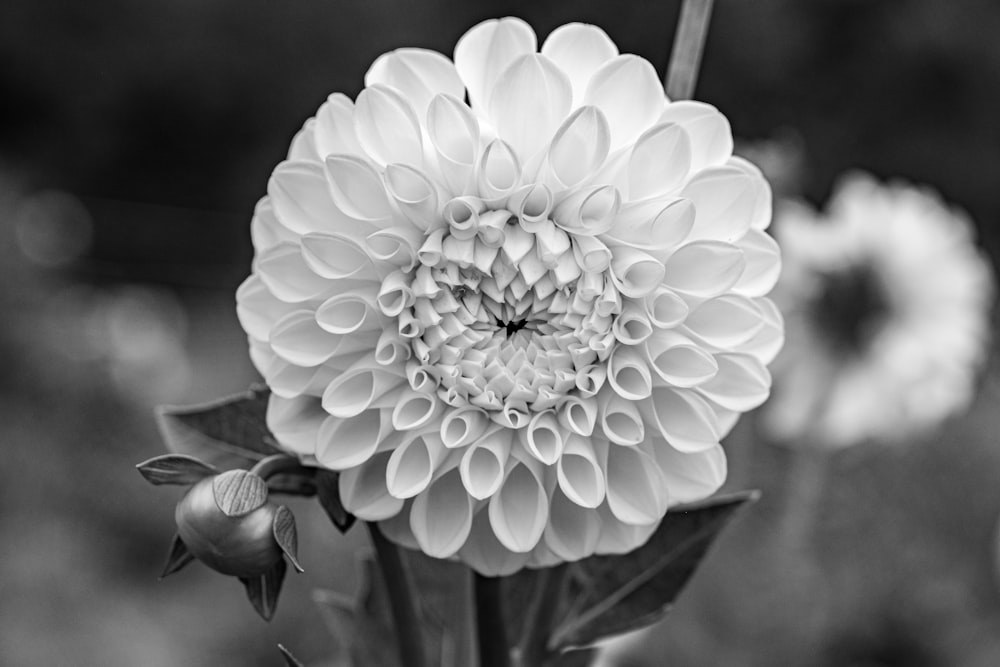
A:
765 173 993 448
237 17 782 574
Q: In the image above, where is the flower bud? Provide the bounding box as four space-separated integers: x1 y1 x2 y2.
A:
174 472 284 578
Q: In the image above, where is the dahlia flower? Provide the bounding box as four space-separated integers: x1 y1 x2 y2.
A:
765 173 993 448
237 17 781 574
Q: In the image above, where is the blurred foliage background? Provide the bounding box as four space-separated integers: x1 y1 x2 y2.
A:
2 0 999 665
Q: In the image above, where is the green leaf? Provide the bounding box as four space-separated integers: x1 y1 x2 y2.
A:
277 644 305 667
158 533 194 579
315 469 356 533
155 384 281 469
273 506 304 573
213 470 269 517
136 454 218 486
240 558 287 621
313 558 402 667
547 492 759 652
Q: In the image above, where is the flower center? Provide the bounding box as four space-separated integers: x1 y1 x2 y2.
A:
387 206 622 428
811 262 890 353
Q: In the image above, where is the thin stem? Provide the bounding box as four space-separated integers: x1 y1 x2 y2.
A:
367 523 429 667
516 566 569 667
665 0 716 100
248 453 312 480
475 573 511 667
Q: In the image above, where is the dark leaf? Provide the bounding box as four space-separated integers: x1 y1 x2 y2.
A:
315 469 355 533
552 648 597 667
313 557 402 667
136 454 218 486
277 644 305 667
241 558 287 621
403 548 475 667
156 384 280 470
502 564 570 665
273 506 304 573
548 492 759 652
213 470 269 517
158 533 194 579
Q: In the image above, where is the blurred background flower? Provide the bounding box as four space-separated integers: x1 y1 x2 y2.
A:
765 173 993 448
4 1 1000 665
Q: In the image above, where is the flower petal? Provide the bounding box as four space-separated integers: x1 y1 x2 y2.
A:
459 507 530 576
697 353 771 411
460 428 511 499
269 309 351 366
354 84 424 168
733 228 782 297
488 458 548 553
645 330 719 388
683 295 765 349
386 433 447 499
557 435 606 508
541 22 619 105
605 443 669 525
384 163 441 231
543 485 602 562
315 409 390 470
454 17 537 110
651 441 727 505
365 48 465 118
488 54 572 162
410 466 474 558
683 165 760 242
266 394 326 457
525 410 564 464
320 358 406 418
598 391 645 446
643 387 720 453
657 101 733 171
256 243 333 303
300 232 375 280
324 155 394 225
583 54 665 150
269 160 349 235
314 93 363 158
236 274 298 341
441 406 490 449
545 105 610 190
426 94 481 195
610 246 666 298
339 450 404 521
663 240 746 297
627 122 692 200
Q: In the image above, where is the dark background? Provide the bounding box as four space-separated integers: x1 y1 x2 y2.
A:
2 1 999 665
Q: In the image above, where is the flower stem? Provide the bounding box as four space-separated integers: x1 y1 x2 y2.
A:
665 0 716 100
516 565 568 667
248 453 311 480
367 523 429 667
475 573 511 667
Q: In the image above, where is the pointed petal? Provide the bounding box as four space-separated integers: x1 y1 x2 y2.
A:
651 441 727 505
683 165 759 242
488 54 572 162
557 435 606 508
410 467 474 558
426 93 481 195
459 507 530 576
314 93 363 158
338 450 405 521
644 387 720 453
315 409 388 470
605 443 669 525
583 55 665 150
543 485 602 562
627 122 692 200
454 17 537 110
658 101 733 171
354 84 424 168
256 243 333 303
488 459 548 553
683 295 765 349
386 433 446 499
269 161 348 235
541 22 618 105
663 240 746 297
365 48 465 117
236 274 299 342
460 428 511 499
545 106 610 190
697 353 771 412
732 228 781 297
324 155 394 224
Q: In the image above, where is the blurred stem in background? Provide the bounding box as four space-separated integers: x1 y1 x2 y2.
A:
665 0 715 100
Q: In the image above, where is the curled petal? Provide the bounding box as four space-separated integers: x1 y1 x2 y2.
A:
374 328 411 367
270 309 354 367
552 185 620 236
583 54 665 150
525 410 565 464
541 22 619 105
697 353 771 412
599 391 645 446
257 243 333 303
264 357 341 400
489 54 572 162
477 139 522 206
339 450 404 521
643 387 720 453
441 406 490 449
651 440 727 505
410 466 474 558
544 106 610 189
607 346 653 400
366 226 422 271
610 246 666 298
324 155 394 225
557 435 607 508
658 101 733 171
544 485 602 562
509 183 554 229
314 93 363 158
266 394 326 456
461 428 511 499
605 443 669 525
488 457 549 553
321 358 406 418
611 302 653 345
454 17 537 110
663 240 746 297
316 409 392 470
316 288 381 334
300 232 375 280
384 164 440 231
392 389 444 431
683 295 765 349
644 286 689 329
627 122 692 201
608 197 694 252
427 94 481 195
645 330 718 387
558 395 597 436
386 433 448 499
376 270 415 317
354 84 424 168
443 196 486 240
236 274 299 341
365 48 465 117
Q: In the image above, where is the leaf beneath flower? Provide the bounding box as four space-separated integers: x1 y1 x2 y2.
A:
155 384 281 469
240 558 287 622
277 644 305 667
158 533 194 579
316 469 356 533
547 491 758 652
136 454 218 486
